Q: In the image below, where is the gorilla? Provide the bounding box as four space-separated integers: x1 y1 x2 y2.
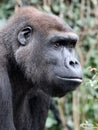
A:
0 6 82 130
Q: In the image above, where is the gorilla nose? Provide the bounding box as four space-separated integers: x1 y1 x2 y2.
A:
65 57 80 68
69 59 79 67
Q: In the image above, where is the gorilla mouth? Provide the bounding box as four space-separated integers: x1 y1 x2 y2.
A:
56 76 82 83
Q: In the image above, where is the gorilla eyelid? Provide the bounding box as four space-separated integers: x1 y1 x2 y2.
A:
52 39 76 48
50 36 76 48
50 37 66 47
54 40 65 47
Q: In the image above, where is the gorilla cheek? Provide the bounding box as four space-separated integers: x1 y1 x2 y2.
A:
15 47 29 65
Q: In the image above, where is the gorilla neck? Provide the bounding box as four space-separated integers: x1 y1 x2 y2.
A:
7 59 34 95
7 59 50 130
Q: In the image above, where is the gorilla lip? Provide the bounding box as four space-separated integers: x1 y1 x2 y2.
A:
56 76 82 83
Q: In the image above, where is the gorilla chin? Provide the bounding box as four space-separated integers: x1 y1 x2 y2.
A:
52 76 82 97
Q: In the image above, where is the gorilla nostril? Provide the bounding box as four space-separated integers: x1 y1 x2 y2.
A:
75 61 78 65
69 61 75 66
69 60 79 67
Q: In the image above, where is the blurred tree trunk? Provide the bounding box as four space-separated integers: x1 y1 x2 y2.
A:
73 89 80 130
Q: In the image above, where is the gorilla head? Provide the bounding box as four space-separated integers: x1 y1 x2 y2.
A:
3 7 83 97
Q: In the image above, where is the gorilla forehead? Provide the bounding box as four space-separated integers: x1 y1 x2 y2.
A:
10 7 73 33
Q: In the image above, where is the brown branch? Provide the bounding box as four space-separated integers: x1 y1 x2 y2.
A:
73 90 80 130
59 0 64 18
80 0 85 20
58 98 68 130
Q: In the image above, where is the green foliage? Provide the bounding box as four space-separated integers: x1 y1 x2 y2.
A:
0 0 15 26
46 111 58 128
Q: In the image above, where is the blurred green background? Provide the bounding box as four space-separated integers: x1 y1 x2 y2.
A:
0 0 98 130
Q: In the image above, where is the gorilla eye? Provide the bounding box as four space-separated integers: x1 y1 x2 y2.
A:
68 41 76 48
54 40 64 48
18 26 33 46
55 42 61 47
54 39 76 49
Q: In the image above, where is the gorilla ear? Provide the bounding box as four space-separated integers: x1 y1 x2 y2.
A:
18 26 32 46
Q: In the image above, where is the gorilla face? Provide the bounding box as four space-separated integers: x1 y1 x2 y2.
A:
8 7 83 97
43 32 82 96
15 27 82 97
